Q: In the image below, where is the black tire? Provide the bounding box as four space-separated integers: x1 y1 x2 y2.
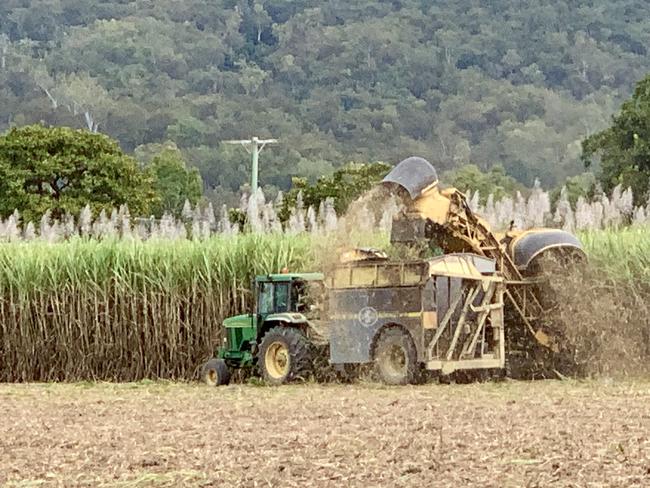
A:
373 326 418 385
258 326 313 385
201 358 231 386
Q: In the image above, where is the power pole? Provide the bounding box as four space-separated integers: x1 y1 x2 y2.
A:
224 137 278 192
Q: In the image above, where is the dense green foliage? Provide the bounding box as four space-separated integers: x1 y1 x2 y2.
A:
550 172 598 207
583 75 650 205
1 0 648 199
579 227 650 283
279 162 391 220
148 147 203 217
444 164 523 202
0 125 157 221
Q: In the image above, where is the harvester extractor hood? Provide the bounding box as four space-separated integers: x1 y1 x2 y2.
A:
382 157 439 199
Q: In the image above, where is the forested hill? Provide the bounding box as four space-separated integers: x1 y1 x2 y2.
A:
1 0 649 201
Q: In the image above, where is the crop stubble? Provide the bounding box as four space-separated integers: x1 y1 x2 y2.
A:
1 380 649 487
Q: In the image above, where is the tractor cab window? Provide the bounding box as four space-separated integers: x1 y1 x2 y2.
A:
258 282 274 314
257 281 290 314
274 283 289 313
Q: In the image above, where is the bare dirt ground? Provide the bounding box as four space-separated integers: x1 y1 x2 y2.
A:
1 380 650 487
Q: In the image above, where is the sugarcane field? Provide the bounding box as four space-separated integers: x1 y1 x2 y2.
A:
4 3 650 486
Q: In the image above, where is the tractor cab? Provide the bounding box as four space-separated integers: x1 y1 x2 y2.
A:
255 272 325 318
202 272 324 386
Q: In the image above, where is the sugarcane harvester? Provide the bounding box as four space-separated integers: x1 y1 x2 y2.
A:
382 157 585 373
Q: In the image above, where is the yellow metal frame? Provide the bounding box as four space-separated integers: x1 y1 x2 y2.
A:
403 184 557 348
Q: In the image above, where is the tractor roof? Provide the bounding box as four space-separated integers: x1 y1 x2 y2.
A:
255 272 324 283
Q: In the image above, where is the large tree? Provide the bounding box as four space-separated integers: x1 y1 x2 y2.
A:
279 162 391 221
148 146 203 217
582 75 650 205
0 124 158 222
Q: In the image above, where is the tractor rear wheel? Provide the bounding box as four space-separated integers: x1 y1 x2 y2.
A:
258 326 313 385
373 327 418 385
201 358 231 386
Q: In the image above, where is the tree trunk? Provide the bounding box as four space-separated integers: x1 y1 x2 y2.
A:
43 88 58 109
84 111 99 133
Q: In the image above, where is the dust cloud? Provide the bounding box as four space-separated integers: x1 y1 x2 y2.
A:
546 264 650 378
312 185 404 272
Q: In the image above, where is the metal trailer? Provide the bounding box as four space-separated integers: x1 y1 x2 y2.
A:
327 253 506 384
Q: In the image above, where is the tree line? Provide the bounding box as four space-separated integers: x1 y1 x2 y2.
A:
0 1 649 206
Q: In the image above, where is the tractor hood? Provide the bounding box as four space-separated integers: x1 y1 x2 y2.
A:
382 157 439 199
223 314 254 328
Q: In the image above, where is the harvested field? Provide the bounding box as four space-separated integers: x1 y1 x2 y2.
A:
2 380 650 487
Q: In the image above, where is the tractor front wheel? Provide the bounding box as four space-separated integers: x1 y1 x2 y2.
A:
258 326 313 385
201 358 231 386
373 327 418 385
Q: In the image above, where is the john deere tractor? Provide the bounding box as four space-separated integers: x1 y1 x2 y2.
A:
201 272 325 386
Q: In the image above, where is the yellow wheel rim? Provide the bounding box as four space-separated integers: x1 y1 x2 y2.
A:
206 368 218 386
265 341 290 379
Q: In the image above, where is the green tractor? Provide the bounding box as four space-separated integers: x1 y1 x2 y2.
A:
201 272 326 386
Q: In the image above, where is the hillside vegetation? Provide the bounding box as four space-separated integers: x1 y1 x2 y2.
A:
1 1 650 204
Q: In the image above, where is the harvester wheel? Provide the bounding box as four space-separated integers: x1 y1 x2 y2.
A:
373 327 418 385
201 358 231 386
258 326 313 385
